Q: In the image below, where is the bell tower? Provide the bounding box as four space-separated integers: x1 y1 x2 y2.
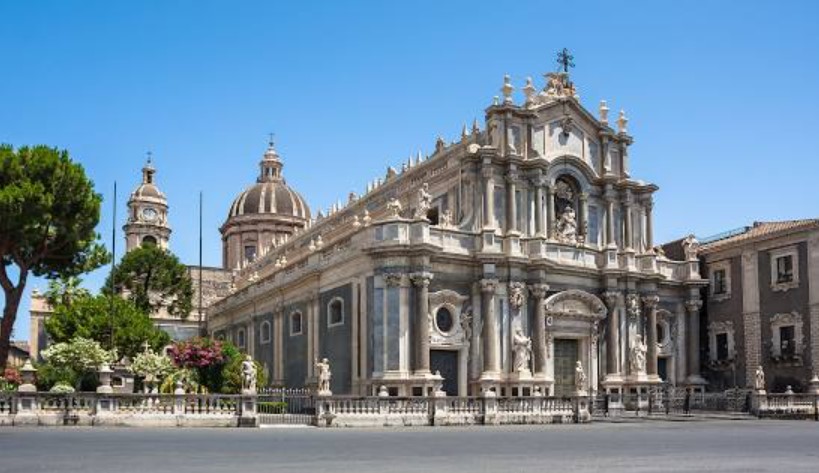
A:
124 153 171 252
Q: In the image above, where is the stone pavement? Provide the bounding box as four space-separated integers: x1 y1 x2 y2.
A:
1 420 818 473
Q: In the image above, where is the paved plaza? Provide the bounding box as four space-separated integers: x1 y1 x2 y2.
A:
1 421 818 472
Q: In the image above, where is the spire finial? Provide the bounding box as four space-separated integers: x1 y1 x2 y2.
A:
268 132 275 149
146 150 153 166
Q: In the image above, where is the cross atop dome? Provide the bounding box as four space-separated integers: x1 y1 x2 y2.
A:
259 133 283 182
142 150 156 184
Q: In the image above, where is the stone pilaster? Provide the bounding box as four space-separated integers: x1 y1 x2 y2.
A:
546 185 555 240
644 198 654 251
602 291 621 378
685 299 705 385
579 192 589 243
505 172 518 234
532 176 544 237
480 278 500 377
529 284 549 376
410 272 433 375
643 295 660 379
808 232 819 378
623 195 633 251
482 164 495 230
741 250 761 387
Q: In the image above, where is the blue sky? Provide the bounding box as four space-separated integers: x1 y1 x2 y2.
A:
2 1 818 342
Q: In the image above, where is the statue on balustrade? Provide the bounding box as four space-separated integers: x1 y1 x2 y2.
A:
630 336 647 375
512 320 532 374
316 357 332 395
241 355 257 393
574 361 587 393
554 205 578 243
414 183 432 220
754 365 766 392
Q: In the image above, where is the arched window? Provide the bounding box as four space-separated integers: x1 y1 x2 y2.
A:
142 235 157 246
290 311 303 336
236 327 246 348
260 320 272 344
328 298 344 327
244 245 257 262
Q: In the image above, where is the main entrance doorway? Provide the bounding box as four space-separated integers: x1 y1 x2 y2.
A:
554 339 579 397
430 350 459 396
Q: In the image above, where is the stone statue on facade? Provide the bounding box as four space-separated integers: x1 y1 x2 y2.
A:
754 365 766 392
574 361 587 393
554 205 578 243
241 355 257 394
439 209 453 228
512 320 532 374
414 183 432 220
630 336 647 375
386 198 403 219
682 234 700 261
316 357 332 395
626 293 641 320
508 282 526 312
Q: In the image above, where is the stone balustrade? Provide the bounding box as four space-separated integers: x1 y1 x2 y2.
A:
1 392 252 427
753 393 819 419
315 394 587 427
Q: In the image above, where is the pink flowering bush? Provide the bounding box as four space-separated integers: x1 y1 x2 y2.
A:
169 338 225 369
168 338 229 392
0 367 23 392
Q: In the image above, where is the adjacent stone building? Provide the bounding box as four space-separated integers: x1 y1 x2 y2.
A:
207 68 707 397
697 220 819 392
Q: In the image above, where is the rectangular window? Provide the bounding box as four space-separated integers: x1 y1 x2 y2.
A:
716 333 729 360
776 255 793 283
713 269 727 295
780 326 795 357
588 205 599 245
244 245 257 262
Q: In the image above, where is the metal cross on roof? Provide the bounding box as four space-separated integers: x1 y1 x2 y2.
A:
146 150 153 164
268 132 275 148
556 48 575 73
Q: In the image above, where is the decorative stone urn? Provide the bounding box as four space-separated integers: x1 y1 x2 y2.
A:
18 360 37 393
97 363 113 394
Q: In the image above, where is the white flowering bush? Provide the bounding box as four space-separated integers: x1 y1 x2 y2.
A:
130 348 174 383
42 337 113 373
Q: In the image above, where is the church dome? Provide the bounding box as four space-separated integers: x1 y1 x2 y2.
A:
225 143 310 221
130 158 166 200
220 139 311 270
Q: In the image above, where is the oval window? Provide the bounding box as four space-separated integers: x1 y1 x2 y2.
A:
436 307 454 333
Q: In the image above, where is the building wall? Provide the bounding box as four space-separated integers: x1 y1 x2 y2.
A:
283 301 309 388
704 255 745 389
318 284 353 394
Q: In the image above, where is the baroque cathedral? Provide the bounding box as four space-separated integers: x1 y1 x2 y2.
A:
29 63 713 399
206 66 708 398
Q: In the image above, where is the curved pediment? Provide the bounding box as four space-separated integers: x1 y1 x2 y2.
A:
543 289 606 319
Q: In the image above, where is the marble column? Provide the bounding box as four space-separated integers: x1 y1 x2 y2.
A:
645 199 654 251
482 164 495 230
623 200 633 250
603 291 620 376
579 192 589 242
686 299 704 382
529 284 549 376
480 279 500 375
411 272 433 374
546 185 555 239
643 295 660 377
605 196 616 247
533 177 544 237
505 172 518 234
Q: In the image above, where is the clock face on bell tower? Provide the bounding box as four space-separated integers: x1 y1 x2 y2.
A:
124 155 171 253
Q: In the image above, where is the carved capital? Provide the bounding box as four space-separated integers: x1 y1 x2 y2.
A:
602 291 620 310
409 272 433 288
480 278 498 294
641 294 660 310
528 283 550 300
505 171 519 184
481 167 494 180
685 299 703 313
384 273 404 288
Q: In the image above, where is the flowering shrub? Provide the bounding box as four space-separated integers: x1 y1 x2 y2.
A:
0 367 22 392
49 382 76 394
169 338 224 369
42 337 113 372
130 348 174 382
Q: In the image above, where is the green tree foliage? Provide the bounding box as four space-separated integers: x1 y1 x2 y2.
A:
44 275 91 309
104 245 193 318
45 294 171 360
0 144 108 368
40 337 113 390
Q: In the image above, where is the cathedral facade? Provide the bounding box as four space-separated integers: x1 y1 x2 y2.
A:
207 68 707 397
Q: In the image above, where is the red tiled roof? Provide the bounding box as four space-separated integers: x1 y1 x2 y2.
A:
700 219 819 253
